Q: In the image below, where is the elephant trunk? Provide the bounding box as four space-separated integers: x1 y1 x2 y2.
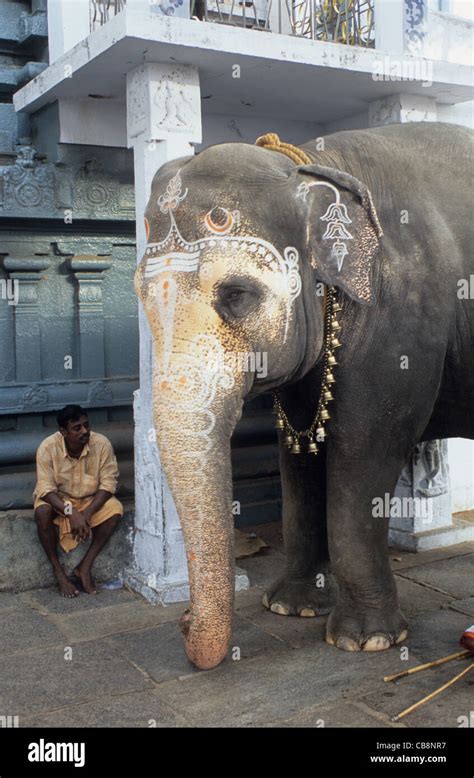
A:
153 338 243 670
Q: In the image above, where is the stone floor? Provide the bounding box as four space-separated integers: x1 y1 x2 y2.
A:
0 522 473 728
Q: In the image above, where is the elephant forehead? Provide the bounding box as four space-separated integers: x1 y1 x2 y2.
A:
142 238 300 297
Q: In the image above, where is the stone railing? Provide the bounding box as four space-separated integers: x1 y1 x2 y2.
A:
89 0 375 46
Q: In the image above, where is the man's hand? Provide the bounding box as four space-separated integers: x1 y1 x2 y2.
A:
80 490 112 526
81 506 93 526
69 509 91 542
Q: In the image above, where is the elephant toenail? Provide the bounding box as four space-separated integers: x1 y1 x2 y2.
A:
270 602 290 616
335 636 361 651
363 635 391 651
262 593 270 609
395 629 408 644
299 608 316 617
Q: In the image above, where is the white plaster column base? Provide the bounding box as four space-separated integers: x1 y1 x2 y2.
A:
369 94 437 127
124 567 250 606
389 514 474 552
389 440 473 551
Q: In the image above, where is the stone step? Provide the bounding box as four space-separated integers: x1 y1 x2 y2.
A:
0 502 135 593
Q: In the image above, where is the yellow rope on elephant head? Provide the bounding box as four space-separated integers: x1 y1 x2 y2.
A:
255 132 312 166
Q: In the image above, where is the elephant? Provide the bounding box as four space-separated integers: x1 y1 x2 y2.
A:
135 122 474 670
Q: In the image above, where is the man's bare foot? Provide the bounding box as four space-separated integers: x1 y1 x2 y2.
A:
55 570 80 598
72 565 97 595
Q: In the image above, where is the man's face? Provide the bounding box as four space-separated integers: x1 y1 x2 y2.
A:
61 415 90 448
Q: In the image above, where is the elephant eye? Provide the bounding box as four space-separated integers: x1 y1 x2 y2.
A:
216 282 261 320
226 290 243 302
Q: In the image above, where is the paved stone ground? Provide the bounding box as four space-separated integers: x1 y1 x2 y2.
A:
1 523 472 728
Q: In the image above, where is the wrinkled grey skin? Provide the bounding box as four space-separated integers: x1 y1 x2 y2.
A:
137 122 473 667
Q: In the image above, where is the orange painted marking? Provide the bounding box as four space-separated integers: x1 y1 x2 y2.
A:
187 551 197 562
163 281 169 289
205 209 233 234
160 381 170 390
178 376 186 385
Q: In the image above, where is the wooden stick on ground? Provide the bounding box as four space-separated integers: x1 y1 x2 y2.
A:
391 662 474 722
384 650 470 683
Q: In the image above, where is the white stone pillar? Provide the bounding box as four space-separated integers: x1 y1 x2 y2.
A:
124 62 249 602
373 0 404 55
47 0 91 63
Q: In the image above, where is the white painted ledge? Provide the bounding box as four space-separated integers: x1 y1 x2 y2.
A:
14 9 474 125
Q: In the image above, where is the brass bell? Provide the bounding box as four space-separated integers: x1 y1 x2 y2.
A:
333 302 342 313
323 389 334 402
276 416 285 430
307 439 318 454
331 319 341 332
326 371 335 384
316 425 326 440
320 407 330 421
327 354 338 366
330 337 342 349
291 441 302 454
284 434 294 447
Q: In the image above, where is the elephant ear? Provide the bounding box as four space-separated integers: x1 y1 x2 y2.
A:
295 164 383 306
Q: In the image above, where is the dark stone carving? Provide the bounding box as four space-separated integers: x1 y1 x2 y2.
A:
2 145 55 213
73 159 134 218
88 381 113 403
0 144 134 220
20 386 49 407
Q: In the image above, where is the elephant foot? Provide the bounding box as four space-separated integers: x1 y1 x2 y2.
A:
325 602 408 652
262 572 337 617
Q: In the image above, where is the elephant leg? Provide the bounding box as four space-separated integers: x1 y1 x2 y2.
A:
325 447 408 651
263 442 337 617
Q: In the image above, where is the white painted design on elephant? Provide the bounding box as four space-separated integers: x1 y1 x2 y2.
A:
146 252 201 274
297 180 353 272
158 171 188 213
156 333 235 467
145 171 302 324
156 276 177 377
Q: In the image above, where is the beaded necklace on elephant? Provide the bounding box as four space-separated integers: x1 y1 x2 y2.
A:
255 133 343 456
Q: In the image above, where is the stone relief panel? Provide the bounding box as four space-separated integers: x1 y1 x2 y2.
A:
0 145 55 214
398 440 450 498
0 144 134 220
72 159 134 218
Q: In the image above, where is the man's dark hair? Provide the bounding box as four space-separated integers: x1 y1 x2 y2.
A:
56 405 88 429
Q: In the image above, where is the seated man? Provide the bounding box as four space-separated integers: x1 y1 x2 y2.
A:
34 405 123 597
